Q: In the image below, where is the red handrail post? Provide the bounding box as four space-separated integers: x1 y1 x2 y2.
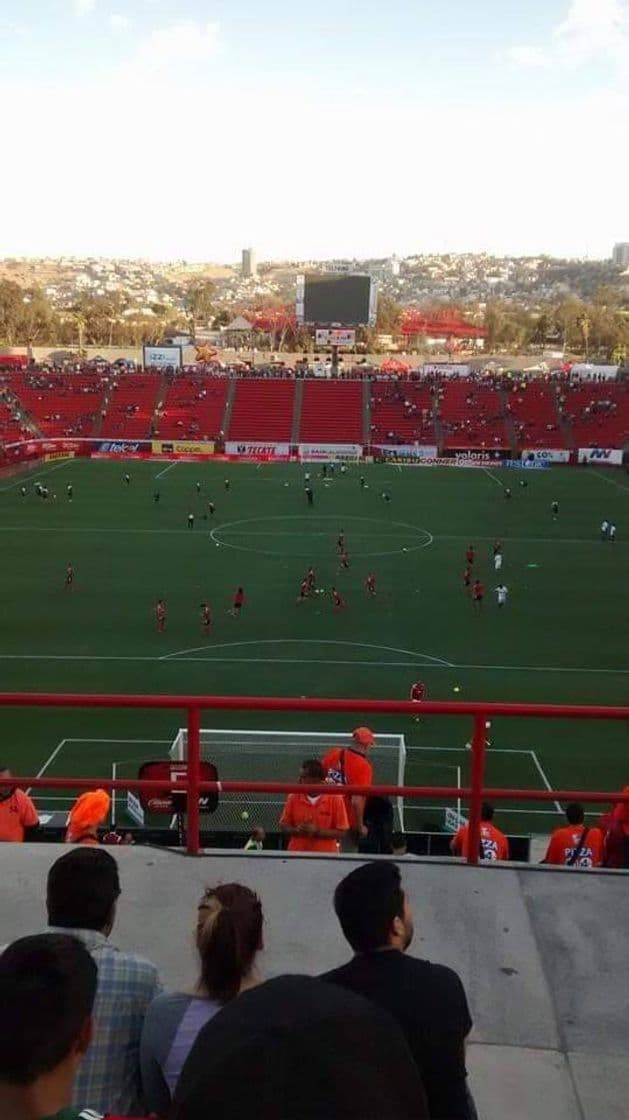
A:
186 705 202 855
466 714 487 866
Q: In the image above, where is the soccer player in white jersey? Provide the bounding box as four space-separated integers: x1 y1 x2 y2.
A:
495 584 508 608
494 551 503 572
600 519 609 539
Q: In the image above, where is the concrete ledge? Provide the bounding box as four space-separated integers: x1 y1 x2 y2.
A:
1 846 627 1120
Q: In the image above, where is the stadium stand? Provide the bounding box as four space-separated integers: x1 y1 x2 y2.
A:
5 371 107 437
229 378 295 441
102 372 161 440
0 399 30 442
299 379 363 442
369 382 437 446
439 381 509 449
156 376 228 441
559 381 629 448
505 383 565 449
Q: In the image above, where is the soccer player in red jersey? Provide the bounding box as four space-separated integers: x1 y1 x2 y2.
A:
472 579 484 608
230 586 245 617
64 562 74 590
463 566 472 592
466 545 475 566
410 679 426 722
306 566 316 590
155 598 166 632
339 549 350 570
297 577 310 604
365 572 376 597
201 602 211 635
331 587 345 612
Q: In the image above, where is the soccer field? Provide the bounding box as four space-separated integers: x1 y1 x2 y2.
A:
1 456 627 837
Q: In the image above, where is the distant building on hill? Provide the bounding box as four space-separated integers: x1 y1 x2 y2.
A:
612 243 629 268
242 248 257 279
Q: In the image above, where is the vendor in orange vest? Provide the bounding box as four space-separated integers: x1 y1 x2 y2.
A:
322 726 375 843
280 759 349 853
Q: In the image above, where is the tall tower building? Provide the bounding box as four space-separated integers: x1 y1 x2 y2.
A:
612 243 629 267
242 248 257 278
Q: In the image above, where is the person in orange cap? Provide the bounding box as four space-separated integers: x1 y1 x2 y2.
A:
323 727 375 850
65 789 111 845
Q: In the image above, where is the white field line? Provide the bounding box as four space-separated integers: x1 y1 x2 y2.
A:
0 523 621 548
27 737 68 796
0 459 74 492
482 467 505 488
160 639 453 666
530 750 563 814
155 461 179 480
0 652 628 675
590 469 629 494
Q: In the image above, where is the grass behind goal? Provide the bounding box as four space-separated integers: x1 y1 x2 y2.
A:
170 728 407 832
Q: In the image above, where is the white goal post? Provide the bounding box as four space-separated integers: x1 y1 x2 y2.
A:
170 727 407 833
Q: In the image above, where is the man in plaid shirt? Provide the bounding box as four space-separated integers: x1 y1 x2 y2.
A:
0 932 145 1120
44 849 161 1116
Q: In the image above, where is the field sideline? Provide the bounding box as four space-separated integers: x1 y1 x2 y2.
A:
1 457 627 835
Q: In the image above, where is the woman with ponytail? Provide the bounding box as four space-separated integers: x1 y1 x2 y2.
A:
140 884 263 1117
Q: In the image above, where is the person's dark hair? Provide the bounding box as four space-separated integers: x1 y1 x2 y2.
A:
301 758 325 781
333 862 404 952
481 802 495 821
47 848 121 931
196 883 263 1003
0 933 97 1085
566 802 585 825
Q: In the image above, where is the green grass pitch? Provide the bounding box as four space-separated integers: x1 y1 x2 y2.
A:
1 456 627 836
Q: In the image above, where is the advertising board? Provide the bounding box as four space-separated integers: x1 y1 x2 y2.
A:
521 449 570 464
151 440 215 456
422 363 471 377
44 452 75 461
315 329 356 347
374 445 438 461
97 441 149 455
577 447 623 465
299 443 363 461
143 345 183 369
225 441 290 458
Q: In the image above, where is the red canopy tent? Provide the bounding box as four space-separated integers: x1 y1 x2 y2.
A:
380 358 412 374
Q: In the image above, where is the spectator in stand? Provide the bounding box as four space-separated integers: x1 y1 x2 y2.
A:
322 862 475 1120
322 726 375 850
0 932 141 1120
0 765 39 842
44 848 161 1115
450 802 509 862
544 802 605 868
171 975 428 1120
280 759 349 853
65 790 111 845
601 785 629 868
140 883 263 1117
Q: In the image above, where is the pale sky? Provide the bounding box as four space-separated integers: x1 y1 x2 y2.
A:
1 0 628 262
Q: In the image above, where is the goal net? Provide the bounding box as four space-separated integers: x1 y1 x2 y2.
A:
170 728 406 833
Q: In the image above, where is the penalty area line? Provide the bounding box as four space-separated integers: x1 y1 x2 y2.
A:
530 750 562 814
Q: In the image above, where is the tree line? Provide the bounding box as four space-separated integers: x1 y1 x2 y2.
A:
0 278 627 361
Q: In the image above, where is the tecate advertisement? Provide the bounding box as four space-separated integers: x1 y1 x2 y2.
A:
143 345 182 369
299 443 363 461
578 447 623 465
225 442 290 458
521 449 570 464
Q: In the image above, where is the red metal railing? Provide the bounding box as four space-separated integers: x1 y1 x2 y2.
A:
1 693 628 862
